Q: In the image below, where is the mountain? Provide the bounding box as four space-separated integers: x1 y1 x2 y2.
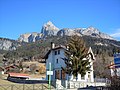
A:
41 21 59 36
0 38 20 51
18 33 43 42
18 21 59 42
18 21 114 42
57 28 82 36
81 27 114 40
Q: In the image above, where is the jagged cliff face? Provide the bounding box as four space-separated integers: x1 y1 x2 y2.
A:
0 38 20 51
18 21 59 42
57 28 82 36
18 21 114 42
18 33 43 42
18 33 31 42
41 21 59 36
81 27 114 40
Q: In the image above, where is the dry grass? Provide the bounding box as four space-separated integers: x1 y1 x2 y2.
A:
22 61 46 74
0 79 17 84
29 74 46 78
0 82 51 90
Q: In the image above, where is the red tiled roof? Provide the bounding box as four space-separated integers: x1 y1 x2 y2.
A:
8 73 29 78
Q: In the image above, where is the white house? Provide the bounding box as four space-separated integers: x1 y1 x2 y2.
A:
44 43 95 83
110 53 120 77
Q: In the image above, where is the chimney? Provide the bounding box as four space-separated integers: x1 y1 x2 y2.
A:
51 42 55 49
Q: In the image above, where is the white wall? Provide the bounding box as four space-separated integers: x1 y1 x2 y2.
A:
46 48 66 81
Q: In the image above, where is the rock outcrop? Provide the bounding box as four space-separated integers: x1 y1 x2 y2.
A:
0 38 20 51
18 33 43 42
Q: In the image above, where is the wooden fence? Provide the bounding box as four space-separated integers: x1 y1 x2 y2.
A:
0 84 55 90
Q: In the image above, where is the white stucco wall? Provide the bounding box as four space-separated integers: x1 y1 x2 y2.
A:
46 48 66 81
54 49 66 69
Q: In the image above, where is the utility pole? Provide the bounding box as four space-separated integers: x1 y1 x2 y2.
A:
48 62 51 90
47 63 53 90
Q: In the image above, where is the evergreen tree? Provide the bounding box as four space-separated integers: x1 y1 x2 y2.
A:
62 35 93 80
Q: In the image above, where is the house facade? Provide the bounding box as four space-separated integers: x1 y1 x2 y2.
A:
44 43 95 82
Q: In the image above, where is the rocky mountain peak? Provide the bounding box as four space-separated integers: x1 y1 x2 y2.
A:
41 21 59 36
82 26 99 35
45 21 54 26
42 21 59 31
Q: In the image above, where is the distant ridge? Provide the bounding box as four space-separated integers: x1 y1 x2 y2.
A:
18 21 114 42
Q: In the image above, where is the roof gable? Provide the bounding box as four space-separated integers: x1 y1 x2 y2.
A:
88 47 95 60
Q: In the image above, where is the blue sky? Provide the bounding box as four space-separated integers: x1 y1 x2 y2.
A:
0 0 120 40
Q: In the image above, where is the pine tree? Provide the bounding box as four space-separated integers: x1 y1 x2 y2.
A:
62 35 93 80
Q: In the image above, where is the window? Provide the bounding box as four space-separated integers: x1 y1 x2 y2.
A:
55 51 57 55
55 50 60 55
58 50 60 54
81 75 85 80
55 70 60 79
88 74 91 82
61 70 66 80
56 59 58 63
88 72 90 74
55 71 57 79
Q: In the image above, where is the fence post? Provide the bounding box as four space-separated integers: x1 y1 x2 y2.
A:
79 82 80 88
42 84 43 90
11 85 13 90
74 82 75 88
23 84 25 90
33 84 34 90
